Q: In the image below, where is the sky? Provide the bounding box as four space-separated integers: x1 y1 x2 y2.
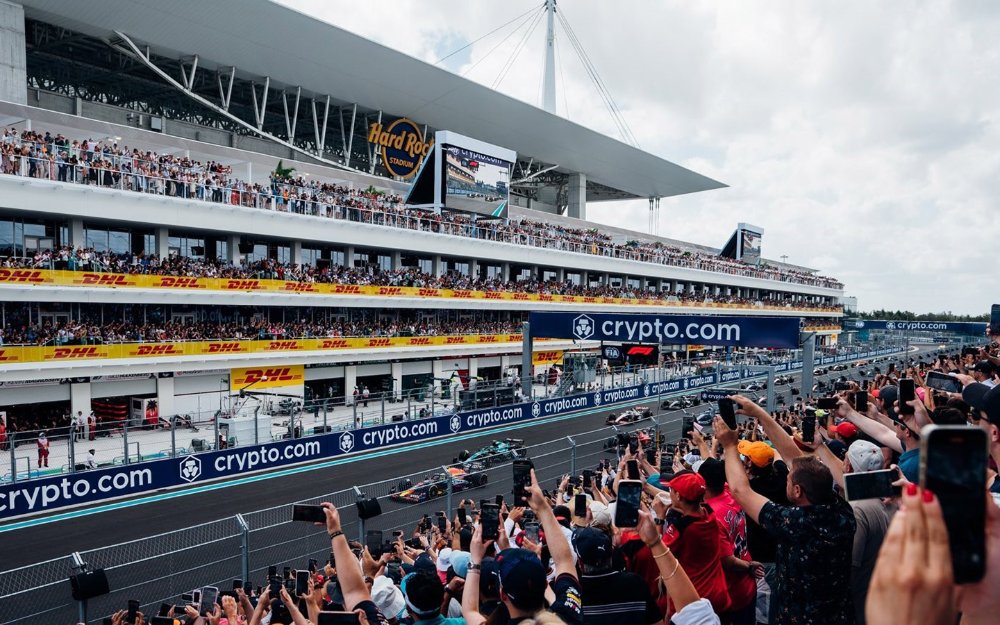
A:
276 0 998 315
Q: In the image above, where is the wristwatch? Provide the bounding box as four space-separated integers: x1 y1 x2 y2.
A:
653 517 665 526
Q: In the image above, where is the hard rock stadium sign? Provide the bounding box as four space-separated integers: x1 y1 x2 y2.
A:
368 118 434 178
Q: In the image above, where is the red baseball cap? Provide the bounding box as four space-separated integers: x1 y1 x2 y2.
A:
831 422 858 439
666 471 707 501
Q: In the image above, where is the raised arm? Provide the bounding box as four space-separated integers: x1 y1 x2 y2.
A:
732 395 802 463
322 502 369 609
714 416 770 524
527 468 576 580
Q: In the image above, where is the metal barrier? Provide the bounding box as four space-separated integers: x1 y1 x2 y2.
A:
0 343 910 624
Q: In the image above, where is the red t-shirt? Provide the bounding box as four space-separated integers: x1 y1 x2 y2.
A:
661 507 732 615
706 487 756 612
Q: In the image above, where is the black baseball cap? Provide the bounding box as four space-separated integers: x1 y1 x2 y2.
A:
963 382 1000 425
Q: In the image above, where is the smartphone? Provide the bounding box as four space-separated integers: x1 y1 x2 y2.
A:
456 507 467 526
191 589 202 608
308 559 317 574
834 381 851 391
844 469 900 501
481 503 500 540
512 459 533 507
158 603 171 617
644 447 657 465
150 618 175 625
574 493 587 518
523 521 540 544
199 586 218 617
295 570 310 596
990 303 1000 335
437 515 447 532
925 371 963 394
232 579 243 591
317 612 361 625
816 397 839 410
494 494 504 506
365 530 383 556
800 416 816 443
626 459 640 480
898 378 916 415
718 398 737 430
291 504 326 523
853 391 868 412
267 565 277 579
269 577 282 596
614 480 642 528
582 469 593 489
127 599 140 624
920 425 988 583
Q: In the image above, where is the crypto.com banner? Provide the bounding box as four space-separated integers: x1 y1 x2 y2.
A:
528 312 801 349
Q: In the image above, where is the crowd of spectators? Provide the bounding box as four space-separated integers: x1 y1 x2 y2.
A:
4 247 840 312
1 126 843 289
100 344 1000 625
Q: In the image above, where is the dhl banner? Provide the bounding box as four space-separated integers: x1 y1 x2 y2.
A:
532 350 564 366
230 365 305 391
0 268 842 312
0 334 527 365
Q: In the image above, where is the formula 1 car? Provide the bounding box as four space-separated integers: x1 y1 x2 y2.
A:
389 467 488 503
605 406 652 425
455 438 527 471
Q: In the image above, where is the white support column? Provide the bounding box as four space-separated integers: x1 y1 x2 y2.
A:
69 218 85 249
391 251 402 271
432 360 444 395
345 246 356 268
0 0 26 105
391 362 403 401
469 258 479 280
468 357 479 380
556 268 565 283
567 173 586 219
70 381 91 424
290 241 302 266
502 262 511 282
500 355 512 376
344 365 357 405
157 375 176 420
227 234 242 265
156 227 170 259
433 255 444 278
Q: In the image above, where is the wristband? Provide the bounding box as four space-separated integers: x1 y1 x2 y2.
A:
329 530 344 540
467 563 482 571
653 517 665 526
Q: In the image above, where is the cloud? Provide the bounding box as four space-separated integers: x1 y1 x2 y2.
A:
276 0 998 315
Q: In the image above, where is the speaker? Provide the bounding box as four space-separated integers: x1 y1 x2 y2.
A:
356 497 382 520
69 569 110 600
238 242 254 254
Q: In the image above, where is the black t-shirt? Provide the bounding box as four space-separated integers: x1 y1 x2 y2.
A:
579 570 660 625
509 573 583 625
747 460 789 563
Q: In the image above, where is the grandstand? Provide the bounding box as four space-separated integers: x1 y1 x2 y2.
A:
0 0 844 473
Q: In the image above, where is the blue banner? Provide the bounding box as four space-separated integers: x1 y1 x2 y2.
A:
848 319 987 335
528 312 801 348
701 389 738 401
0 346 903 521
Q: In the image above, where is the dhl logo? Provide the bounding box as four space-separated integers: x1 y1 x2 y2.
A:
0 269 44 283
268 341 302 351
484 292 503 299
0 349 15 361
583 297 597 303
47 347 100 360
478 335 498 343
418 288 440 297
408 337 432 345
506 334 522 341
601 298 615 303
368 338 392 347
535 351 561 361
242 367 297 384
377 287 403 296
452 290 473 298
513 293 530 300
226 280 262 290
446 336 467 344
538 295 553 301
207 343 244 353
559 296 577 302
133 344 183 356
284 283 318 292
319 339 350 349
80 273 132 286
333 285 363 294
157 277 204 288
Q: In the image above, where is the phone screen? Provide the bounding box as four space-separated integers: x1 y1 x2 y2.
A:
269 577 282 596
853 391 868 412
199 587 218 617
268 565 277 579
523 521 540 544
574 493 587 518
921 426 987 583
481 503 500 540
291 504 327 523
317 612 361 625
295 570 310 596
990 303 1000 335
898 379 916 415
816 397 838 410
614 481 642 528
800 416 816 443
925 372 963 394
127 600 140 623
844 469 899 501
283 566 291 580
624 459 639 480
437 515 447 532
365 530 383 556
644 447 657 465
512 459 533 507
582 469 593 489
457 507 467 526
718 398 737 429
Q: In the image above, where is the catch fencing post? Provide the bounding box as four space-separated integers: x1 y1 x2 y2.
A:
353 486 365 543
353 402 358 429
171 417 177 458
323 402 328 432
9 435 15 482
214 413 220 451
68 429 76 473
123 423 130 464
442 465 453 515
567 437 576 477
236 513 250 583
381 393 386 425
71 552 87 624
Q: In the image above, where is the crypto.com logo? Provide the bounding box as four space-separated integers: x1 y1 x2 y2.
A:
339 432 355 453
179 455 202 482
572 315 595 340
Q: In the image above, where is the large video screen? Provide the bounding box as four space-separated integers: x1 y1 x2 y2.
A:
740 229 762 266
443 144 511 219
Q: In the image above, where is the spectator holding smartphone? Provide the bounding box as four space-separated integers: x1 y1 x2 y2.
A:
321 502 392 625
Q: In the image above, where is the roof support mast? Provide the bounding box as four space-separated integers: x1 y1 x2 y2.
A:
542 0 557 114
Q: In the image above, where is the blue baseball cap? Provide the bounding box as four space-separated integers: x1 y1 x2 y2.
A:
495 548 547 609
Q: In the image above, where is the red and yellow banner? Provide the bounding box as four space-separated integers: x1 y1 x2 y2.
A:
0 268 842 312
532 350 564 366
0 334 527 365
230 365 305 391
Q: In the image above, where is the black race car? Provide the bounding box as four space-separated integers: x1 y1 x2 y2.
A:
389 467 488 503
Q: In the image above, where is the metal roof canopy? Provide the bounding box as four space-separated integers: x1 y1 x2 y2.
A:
19 0 726 201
